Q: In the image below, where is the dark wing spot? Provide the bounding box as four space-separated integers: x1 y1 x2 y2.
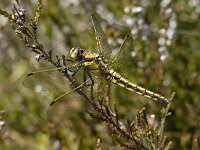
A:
27 73 33 76
50 101 55 106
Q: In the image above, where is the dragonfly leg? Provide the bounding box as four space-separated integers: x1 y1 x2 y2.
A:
83 68 87 86
67 62 84 72
65 59 75 63
85 70 95 101
66 62 84 77
69 68 79 78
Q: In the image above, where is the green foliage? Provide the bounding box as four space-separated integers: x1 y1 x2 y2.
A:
0 0 200 149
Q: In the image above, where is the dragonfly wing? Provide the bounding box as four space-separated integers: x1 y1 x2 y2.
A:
22 71 71 92
46 89 87 125
87 70 109 99
91 14 112 62
47 80 91 121
111 34 134 78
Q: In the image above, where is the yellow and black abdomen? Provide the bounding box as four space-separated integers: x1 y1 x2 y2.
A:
105 69 169 104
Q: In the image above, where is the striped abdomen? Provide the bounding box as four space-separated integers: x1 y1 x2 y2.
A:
105 69 169 104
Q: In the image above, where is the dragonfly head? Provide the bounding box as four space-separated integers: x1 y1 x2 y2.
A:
70 47 85 61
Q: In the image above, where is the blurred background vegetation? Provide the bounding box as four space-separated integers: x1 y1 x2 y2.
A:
0 0 200 149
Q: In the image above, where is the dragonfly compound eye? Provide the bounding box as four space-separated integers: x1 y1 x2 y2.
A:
80 49 84 53
77 49 84 61
70 47 79 60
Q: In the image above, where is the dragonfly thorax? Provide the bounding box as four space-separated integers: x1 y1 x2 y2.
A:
70 47 85 61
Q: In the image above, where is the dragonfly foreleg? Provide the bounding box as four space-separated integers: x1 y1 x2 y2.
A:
65 62 85 78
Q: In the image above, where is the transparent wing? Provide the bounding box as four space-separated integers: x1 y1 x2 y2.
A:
111 35 135 78
22 70 70 92
46 93 86 124
91 14 112 62
46 73 98 122
87 70 110 100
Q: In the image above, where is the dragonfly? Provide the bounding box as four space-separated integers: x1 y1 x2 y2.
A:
26 14 169 104
66 14 169 104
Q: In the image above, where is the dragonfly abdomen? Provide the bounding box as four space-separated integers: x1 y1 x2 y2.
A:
105 69 169 104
